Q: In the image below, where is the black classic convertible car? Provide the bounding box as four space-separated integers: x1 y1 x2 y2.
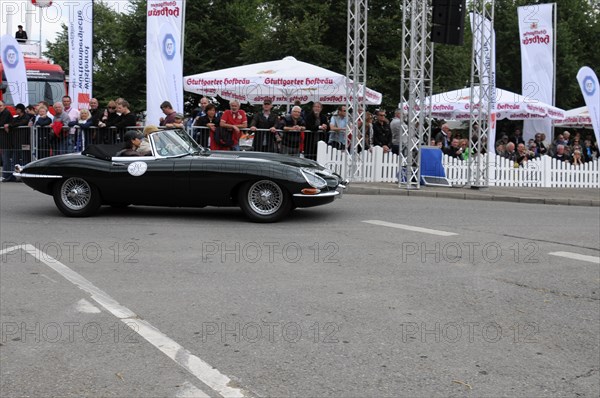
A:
14 129 347 222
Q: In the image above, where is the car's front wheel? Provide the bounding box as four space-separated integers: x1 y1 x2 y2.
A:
238 180 292 222
53 177 101 217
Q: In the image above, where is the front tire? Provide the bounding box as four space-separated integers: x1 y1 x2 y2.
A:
238 180 292 223
53 177 101 217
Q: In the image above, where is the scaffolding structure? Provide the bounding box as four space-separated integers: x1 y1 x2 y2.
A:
346 0 368 181
398 0 434 189
468 0 495 187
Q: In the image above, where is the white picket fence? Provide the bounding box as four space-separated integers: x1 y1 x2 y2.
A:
316 141 600 188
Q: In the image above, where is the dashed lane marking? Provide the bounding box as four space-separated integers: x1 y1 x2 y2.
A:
548 251 600 264
362 220 458 236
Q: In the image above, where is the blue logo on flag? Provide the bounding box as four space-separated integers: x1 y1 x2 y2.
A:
162 34 176 61
583 76 596 96
3 45 19 69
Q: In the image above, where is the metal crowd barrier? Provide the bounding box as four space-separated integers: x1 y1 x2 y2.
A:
1 125 332 172
1 126 32 177
188 126 329 160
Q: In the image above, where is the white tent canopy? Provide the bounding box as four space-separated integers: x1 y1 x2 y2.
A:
183 56 382 105
554 106 592 128
400 87 565 121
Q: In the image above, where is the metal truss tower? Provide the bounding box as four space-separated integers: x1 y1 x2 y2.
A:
346 0 368 181
468 0 495 187
399 0 433 189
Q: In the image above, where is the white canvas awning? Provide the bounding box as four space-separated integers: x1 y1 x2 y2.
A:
553 106 592 128
400 87 565 121
184 56 382 105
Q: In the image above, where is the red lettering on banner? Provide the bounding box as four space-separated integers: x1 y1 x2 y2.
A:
223 78 250 85
148 6 180 17
522 35 550 45
496 103 520 110
319 95 344 103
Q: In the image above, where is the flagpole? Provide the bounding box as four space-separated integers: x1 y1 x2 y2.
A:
552 2 557 107
180 0 186 64
551 3 557 139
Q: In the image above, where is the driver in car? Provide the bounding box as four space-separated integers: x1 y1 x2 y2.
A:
116 131 143 156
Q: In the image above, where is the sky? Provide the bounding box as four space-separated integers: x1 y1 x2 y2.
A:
2 1 130 53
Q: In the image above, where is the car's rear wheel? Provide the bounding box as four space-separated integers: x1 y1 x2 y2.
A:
53 177 101 217
238 180 292 222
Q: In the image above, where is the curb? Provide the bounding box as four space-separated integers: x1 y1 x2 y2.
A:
345 186 600 207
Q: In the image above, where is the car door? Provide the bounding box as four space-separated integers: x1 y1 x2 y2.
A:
107 156 191 206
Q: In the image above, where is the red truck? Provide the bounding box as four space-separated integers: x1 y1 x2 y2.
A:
0 56 67 112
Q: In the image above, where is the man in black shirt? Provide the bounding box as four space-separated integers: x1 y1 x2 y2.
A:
250 99 280 153
372 110 392 153
303 102 330 159
15 25 28 43
111 100 137 133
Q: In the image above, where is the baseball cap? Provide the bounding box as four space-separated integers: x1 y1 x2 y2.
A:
174 113 184 120
124 130 143 141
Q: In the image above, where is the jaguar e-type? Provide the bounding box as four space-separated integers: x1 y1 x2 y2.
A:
14 129 347 222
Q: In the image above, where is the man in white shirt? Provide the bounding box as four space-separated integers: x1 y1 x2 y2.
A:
62 96 79 152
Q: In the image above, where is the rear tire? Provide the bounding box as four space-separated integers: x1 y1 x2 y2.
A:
238 180 292 223
53 177 101 217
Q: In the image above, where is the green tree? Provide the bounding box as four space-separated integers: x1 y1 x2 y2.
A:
43 0 598 113
44 1 125 106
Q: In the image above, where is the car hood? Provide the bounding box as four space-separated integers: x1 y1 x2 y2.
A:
208 151 325 169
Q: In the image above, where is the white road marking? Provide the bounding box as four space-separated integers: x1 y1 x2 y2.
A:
363 220 458 236
176 381 211 398
75 298 102 314
5 244 247 398
549 251 600 264
0 245 21 256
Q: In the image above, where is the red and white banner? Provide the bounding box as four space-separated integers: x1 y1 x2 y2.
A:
146 0 184 125
67 0 93 110
577 67 600 145
518 3 555 142
0 34 29 105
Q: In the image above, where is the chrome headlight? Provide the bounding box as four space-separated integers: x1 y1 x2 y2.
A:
301 168 327 189
315 167 334 177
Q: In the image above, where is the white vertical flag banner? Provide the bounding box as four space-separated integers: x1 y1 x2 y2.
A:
1 34 29 106
518 3 555 142
67 0 94 110
146 1 184 125
469 12 497 151
577 67 600 145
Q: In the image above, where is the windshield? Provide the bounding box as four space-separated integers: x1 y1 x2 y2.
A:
150 129 203 157
1 81 65 105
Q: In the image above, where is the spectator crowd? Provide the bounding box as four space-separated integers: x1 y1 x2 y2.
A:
1 95 598 182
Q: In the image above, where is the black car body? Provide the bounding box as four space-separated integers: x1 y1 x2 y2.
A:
14 129 347 222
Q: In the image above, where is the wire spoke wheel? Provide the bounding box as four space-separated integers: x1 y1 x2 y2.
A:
53 177 101 217
247 180 284 216
61 178 92 210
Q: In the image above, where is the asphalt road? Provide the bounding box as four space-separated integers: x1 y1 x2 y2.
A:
1 182 599 397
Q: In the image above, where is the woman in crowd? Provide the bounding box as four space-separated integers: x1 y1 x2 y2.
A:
195 104 221 149
571 149 584 166
69 109 94 151
34 105 53 127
